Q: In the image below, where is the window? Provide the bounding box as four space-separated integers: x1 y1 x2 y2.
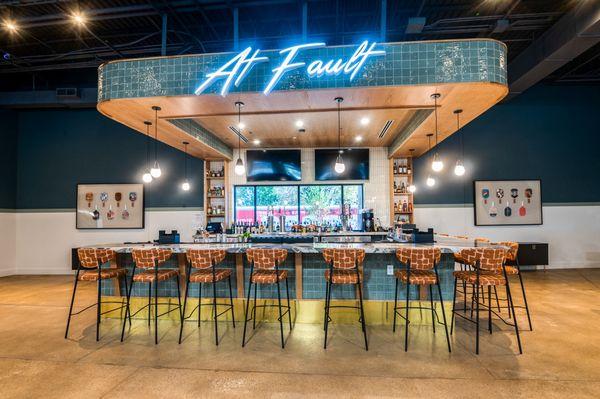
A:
234 184 363 230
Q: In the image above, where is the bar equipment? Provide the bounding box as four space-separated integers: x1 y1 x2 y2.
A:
361 208 375 232
278 214 286 233
267 205 274 233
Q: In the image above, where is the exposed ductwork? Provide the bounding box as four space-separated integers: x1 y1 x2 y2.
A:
507 0 600 99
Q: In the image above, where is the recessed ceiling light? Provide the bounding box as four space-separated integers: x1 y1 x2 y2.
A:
360 117 370 126
295 120 304 128
355 135 363 142
3 20 18 33
293 136 297 140
238 122 246 129
71 11 87 26
253 139 260 145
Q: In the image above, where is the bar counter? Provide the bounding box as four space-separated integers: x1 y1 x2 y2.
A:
94 236 492 304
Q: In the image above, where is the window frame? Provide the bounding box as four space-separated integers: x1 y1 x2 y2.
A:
233 183 364 226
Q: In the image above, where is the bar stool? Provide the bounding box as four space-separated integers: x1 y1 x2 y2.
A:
495 241 533 331
65 248 130 341
451 247 523 354
322 248 368 351
178 249 235 345
393 248 451 352
120 248 182 344
242 248 292 349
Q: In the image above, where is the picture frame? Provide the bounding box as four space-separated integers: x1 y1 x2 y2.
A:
76 183 145 229
473 179 542 226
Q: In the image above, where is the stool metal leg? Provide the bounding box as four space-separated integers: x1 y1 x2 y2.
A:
178 274 190 344
252 280 258 330
228 275 236 328
154 273 158 345
213 280 219 346
392 278 399 333
504 270 523 354
198 284 202 327
404 280 410 351
356 268 368 351
323 277 330 330
242 276 253 347
450 277 457 335
121 272 135 342
276 277 285 349
147 282 152 326
435 273 452 353
429 284 436 334
96 276 101 341
65 268 81 339
488 286 493 334
323 278 332 349
285 277 292 331
517 269 533 331
475 281 480 355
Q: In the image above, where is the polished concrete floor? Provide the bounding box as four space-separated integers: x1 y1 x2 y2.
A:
1 270 599 398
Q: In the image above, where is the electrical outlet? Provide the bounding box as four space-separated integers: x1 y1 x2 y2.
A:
387 264 394 276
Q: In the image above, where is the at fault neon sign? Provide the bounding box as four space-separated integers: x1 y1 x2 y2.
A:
195 41 385 96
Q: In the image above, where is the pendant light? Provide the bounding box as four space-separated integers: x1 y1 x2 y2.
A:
334 96 345 174
150 106 162 178
408 148 417 193
430 93 444 172
426 134 435 187
181 141 191 191
453 109 466 176
234 101 246 176
142 121 153 183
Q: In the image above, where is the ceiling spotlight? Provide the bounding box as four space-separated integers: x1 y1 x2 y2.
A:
253 139 261 145
355 135 363 143
360 117 370 126
295 120 304 128
71 11 87 26
237 122 246 130
3 20 18 33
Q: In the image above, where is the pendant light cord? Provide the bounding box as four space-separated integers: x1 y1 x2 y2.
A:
154 108 158 161
337 99 341 150
434 94 439 146
237 103 242 157
184 143 188 180
146 123 151 168
456 111 464 161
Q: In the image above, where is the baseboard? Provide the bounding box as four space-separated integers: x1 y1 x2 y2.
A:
15 267 72 275
0 268 15 277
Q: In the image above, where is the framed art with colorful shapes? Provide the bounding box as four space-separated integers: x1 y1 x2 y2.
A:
473 180 542 226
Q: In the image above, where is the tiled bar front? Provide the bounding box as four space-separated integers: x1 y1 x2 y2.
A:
101 249 455 302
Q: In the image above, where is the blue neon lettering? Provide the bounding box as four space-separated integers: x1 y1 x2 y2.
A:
263 42 325 95
194 41 385 96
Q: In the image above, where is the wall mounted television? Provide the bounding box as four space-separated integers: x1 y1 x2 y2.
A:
315 148 370 180
246 149 302 182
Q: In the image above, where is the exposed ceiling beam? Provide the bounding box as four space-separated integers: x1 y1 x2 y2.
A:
507 0 600 99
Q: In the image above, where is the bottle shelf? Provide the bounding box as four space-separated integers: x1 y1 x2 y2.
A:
390 156 414 225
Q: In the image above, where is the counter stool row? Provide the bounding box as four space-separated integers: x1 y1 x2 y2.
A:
65 245 525 354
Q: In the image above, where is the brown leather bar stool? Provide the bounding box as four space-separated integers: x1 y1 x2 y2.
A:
242 248 292 349
322 248 368 351
178 249 235 345
393 248 451 352
451 247 523 355
120 248 182 344
65 248 130 341
495 241 533 331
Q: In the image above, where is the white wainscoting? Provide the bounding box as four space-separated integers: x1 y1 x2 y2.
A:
228 147 391 227
0 212 16 276
414 204 600 269
13 209 204 275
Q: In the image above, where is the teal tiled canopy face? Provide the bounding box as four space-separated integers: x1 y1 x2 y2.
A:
97 40 506 102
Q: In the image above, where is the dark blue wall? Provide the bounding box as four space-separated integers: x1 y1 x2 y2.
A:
16 109 204 209
0 110 18 209
414 84 600 205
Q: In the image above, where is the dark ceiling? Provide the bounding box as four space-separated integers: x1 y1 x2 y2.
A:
0 0 598 91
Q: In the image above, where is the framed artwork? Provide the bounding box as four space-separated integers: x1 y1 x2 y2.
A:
473 180 542 226
76 183 145 229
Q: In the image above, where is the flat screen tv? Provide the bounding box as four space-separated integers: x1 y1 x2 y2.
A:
315 148 369 180
246 149 302 182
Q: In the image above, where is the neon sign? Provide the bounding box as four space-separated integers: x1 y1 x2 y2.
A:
194 41 385 96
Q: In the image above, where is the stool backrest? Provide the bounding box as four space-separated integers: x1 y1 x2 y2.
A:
132 248 173 269
186 249 226 269
495 241 518 261
322 248 365 270
77 248 115 269
458 247 507 273
246 248 287 270
396 248 441 270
